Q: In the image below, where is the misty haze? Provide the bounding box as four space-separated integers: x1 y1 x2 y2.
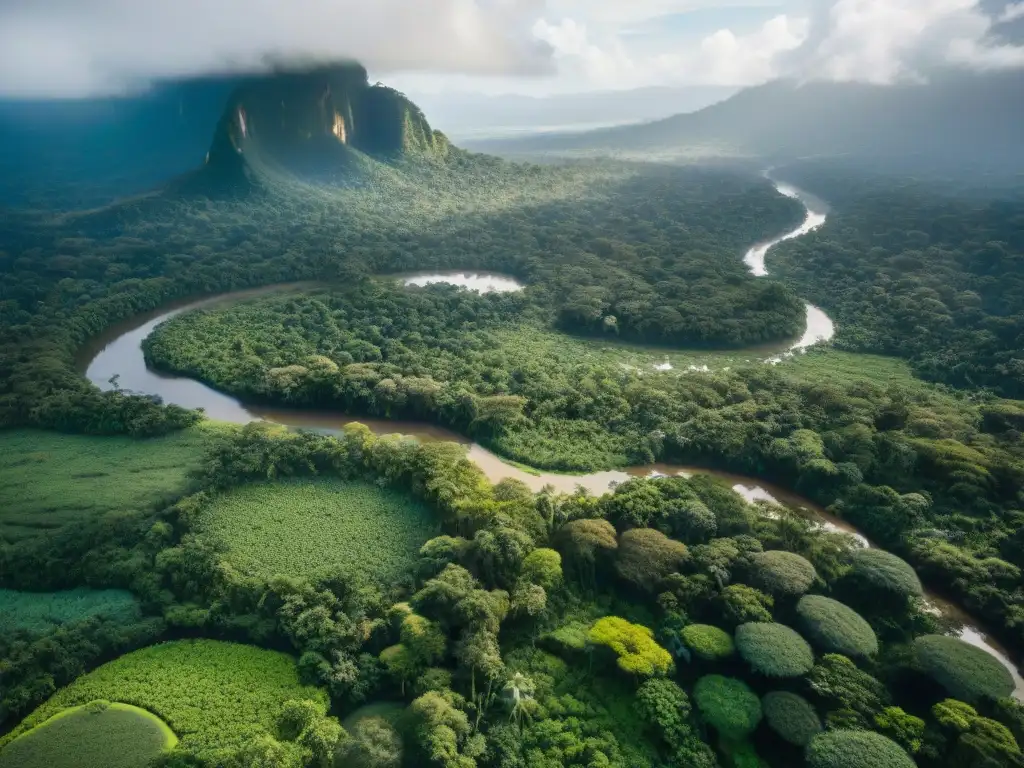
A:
1 3 1023 768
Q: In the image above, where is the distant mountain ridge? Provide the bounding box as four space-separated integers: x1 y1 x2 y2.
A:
413 85 737 140
468 70 1024 173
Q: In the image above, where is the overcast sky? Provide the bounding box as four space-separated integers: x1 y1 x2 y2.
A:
1 0 1023 98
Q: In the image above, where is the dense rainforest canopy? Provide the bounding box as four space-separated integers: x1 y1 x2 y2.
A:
1 79 1023 768
770 161 1024 397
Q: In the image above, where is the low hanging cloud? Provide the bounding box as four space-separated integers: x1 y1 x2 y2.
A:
0 0 553 98
2 0 1023 98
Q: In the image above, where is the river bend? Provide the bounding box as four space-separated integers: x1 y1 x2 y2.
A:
76 180 1021 697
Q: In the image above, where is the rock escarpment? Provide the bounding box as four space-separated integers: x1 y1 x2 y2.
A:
205 63 449 183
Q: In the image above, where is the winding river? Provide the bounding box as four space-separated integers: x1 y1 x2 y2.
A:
76 179 1022 697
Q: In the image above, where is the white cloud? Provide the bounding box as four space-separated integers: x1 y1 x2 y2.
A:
531 13 807 89
1 0 1022 98
785 0 1024 83
0 0 552 97
999 2 1024 22
544 0 789 26
670 14 809 84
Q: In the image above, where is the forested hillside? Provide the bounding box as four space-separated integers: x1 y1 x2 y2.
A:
2 65 1024 768
769 163 1024 397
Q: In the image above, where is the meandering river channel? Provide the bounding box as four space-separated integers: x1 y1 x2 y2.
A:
76 179 1022 697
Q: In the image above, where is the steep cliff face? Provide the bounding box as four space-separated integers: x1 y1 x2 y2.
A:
205 63 449 183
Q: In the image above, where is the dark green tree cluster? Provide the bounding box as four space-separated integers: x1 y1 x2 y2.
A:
770 161 1024 397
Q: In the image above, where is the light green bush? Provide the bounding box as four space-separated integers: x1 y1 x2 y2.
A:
680 624 735 661
588 616 674 677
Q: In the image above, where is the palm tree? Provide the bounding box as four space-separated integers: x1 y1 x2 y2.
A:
501 672 535 731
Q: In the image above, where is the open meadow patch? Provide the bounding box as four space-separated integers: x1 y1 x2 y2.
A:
0 640 325 761
0 427 218 545
196 477 439 583
0 701 175 768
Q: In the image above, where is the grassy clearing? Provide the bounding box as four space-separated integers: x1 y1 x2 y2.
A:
495 326 925 387
0 701 175 768
785 348 922 389
492 324 770 374
197 478 439 584
0 426 223 545
0 588 140 636
0 640 325 759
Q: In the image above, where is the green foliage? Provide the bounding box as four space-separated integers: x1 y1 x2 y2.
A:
407 689 477 768
747 551 817 596
796 595 878 657
762 692 822 746
0 640 327 761
934 699 982 733
401 614 447 664
807 654 888 721
555 519 618 583
933 699 1023 767
805 729 916 768
419 536 472 578
848 549 923 599
495 644 666 767
0 428 211 546
721 740 768 768
693 675 762 740
601 477 718 544
769 167 1024 397
0 702 175 768
195 477 438 583
680 624 735 661
336 715 403 768
735 622 814 678
588 617 674 677
380 612 448 691
914 634 1016 702
635 678 693 750
520 548 563 590
0 614 166 731
873 707 925 754
0 589 139 637
615 528 689 592
5 97 1024 768
716 584 774 627
540 622 590 655
954 717 1024 767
